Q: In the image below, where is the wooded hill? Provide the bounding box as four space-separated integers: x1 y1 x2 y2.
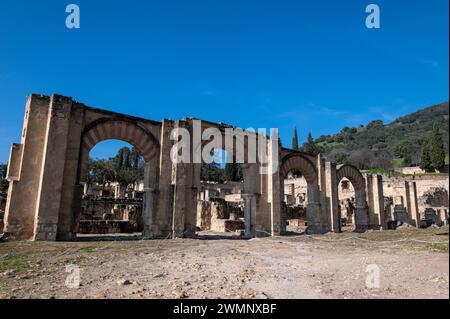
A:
312 102 449 169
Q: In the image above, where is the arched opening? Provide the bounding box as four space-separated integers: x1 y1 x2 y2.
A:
197 148 247 238
336 165 368 232
280 153 322 234
77 141 146 239
72 119 160 240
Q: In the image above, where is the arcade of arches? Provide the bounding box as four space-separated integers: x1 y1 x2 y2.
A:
2 94 419 241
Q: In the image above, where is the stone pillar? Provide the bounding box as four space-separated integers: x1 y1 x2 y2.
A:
242 193 254 237
407 181 420 227
365 174 386 229
325 162 340 233
289 184 295 196
354 188 369 232
142 187 156 237
267 137 281 236
33 95 74 241
154 119 176 238
305 183 323 234
170 120 198 238
315 154 331 233
4 95 51 240
83 183 89 196
372 175 386 229
114 184 121 199
439 209 449 225
142 159 159 237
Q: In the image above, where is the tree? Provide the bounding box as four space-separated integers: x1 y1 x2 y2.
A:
291 128 299 150
224 156 243 182
419 144 432 171
200 149 223 182
113 147 131 170
430 123 446 169
129 147 142 169
0 163 8 192
116 167 140 189
88 159 116 189
302 132 319 155
348 149 375 170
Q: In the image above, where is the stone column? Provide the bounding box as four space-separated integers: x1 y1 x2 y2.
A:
354 188 369 232
364 174 386 230
154 119 176 238
325 162 340 233
142 187 156 238
83 183 89 196
372 175 386 229
4 95 51 240
439 209 449 225
33 95 73 241
242 193 254 237
306 183 323 234
267 137 281 236
316 154 331 233
407 181 420 227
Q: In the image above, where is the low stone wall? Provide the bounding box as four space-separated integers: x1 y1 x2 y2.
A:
78 220 135 234
196 198 244 232
79 196 143 234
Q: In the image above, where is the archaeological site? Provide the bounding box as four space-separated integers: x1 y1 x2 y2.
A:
1 94 448 242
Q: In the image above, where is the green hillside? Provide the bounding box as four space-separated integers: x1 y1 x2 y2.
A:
314 102 449 169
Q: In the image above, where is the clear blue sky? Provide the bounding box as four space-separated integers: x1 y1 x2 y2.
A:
0 0 448 162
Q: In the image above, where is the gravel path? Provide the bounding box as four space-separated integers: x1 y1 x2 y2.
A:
0 227 448 299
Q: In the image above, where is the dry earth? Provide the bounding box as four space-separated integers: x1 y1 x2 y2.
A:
0 226 448 299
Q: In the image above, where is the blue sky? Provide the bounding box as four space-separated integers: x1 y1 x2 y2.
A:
0 0 448 162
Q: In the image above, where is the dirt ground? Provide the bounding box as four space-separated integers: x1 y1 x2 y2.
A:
0 226 448 299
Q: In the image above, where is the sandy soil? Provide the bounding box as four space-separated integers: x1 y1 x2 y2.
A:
0 226 448 299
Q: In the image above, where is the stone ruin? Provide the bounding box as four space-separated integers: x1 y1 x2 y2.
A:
78 187 144 234
1 94 448 241
196 181 245 233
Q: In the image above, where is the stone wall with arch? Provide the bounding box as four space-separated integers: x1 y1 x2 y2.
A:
3 94 388 241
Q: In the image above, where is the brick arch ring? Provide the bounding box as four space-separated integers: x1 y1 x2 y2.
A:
280 153 318 184
336 164 365 191
78 118 161 183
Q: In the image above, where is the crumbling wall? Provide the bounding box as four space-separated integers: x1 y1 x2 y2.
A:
196 198 244 232
79 196 143 233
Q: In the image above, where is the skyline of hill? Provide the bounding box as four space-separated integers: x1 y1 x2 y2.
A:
312 101 449 169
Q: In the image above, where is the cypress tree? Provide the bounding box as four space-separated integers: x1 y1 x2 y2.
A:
303 132 319 155
419 144 432 171
292 127 299 150
430 123 445 169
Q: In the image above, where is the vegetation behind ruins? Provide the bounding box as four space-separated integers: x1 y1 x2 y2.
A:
311 102 449 170
0 163 7 192
88 147 144 189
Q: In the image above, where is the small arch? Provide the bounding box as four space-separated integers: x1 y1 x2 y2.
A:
280 153 318 184
336 164 365 190
336 164 368 232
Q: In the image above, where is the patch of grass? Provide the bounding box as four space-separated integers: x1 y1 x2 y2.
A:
0 253 30 274
80 246 98 253
428 243 449 253
392 159 404 168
